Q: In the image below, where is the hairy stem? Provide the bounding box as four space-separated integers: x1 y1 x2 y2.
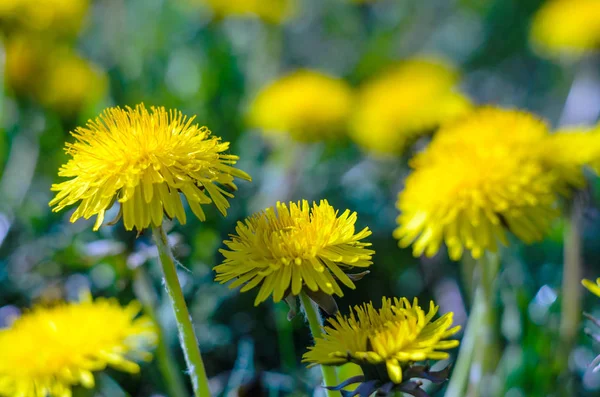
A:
300 292 340 397
152 225 211 397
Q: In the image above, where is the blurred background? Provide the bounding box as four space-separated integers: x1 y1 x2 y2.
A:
1 0 600 396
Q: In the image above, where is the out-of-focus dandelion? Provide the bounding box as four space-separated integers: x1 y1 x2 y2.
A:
50 104 251 232
39 51 107 115
249 70 354 143
190 0 295 24
0 295 157 397
406 107 561 396
303 297 460 396
394 107 558 261
215 199 373 310
4 36 107 114
349 57 471 156
530 0 600 58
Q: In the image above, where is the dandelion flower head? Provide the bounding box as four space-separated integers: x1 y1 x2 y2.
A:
349 57 471 155
40 50 107 114
530 0 600 57
302 297 460 384
194 0 295 24
4 36 106 114
249 70 354 142
214 200 374 305
0 295 157 397
50 104 251 231
395 107 559 260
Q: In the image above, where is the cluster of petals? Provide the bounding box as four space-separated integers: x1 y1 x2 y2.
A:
395 107 559 260
303 297 460 384
214 200 374 305
50 104 250 231
0 295 157 397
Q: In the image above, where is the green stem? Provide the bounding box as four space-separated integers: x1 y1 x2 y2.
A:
152 225 211 397
468 252 501 397
559 198 583 375
133 267 188 397
299 292 340 397
445 289 484 397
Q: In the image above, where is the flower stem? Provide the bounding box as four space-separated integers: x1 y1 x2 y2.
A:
444 288 483 397
299 292 340 397
559 197 583 370
133 267 188 397
468 252 501 396
449 253 500 397
152 225 211 397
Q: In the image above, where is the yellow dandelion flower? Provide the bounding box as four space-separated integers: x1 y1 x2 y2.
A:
49 104 251 231
530 0 600 57
39 50 107 114
302 297 460 384
192 0 295 23
4 36 106 113
538 126 600 192
583 278 600 298
249 70 354 143
214 200 374 306
0 296 157 397
349 57 471 155
394 107 559 261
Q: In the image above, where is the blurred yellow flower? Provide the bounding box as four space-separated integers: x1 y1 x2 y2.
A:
0 295 157 397
4 34 43 96
538 126 600 192
0 0 89 37
193 0 295 23
395 107 559 260
0 0 23 19
303 297 460 384
39 51 107 114
350 58 471 155
249 70 354 142
530 0 600 57
50 104 251 231
4 36 107 114
214 200 373 305
583 277 600 297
